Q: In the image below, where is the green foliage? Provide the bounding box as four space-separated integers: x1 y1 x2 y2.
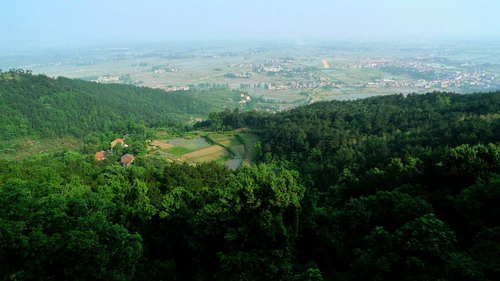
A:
209 91 500 189
0 70 240 140
0 87 499 280
0 179 142 281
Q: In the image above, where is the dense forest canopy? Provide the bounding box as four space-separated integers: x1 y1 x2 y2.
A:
0 71 499 280
0 70 240 140
201 91 500 186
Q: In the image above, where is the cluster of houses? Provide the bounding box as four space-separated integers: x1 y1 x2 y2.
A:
91 75 120 83
153 67 178 74
94 136 135 167
150 84 191 92
239 93 252 104
224 72 252 78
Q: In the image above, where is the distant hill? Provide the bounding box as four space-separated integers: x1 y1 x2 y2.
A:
0 70 240 140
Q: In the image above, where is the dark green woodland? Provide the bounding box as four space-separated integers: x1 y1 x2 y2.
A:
0 70 239 140
1 71 499 280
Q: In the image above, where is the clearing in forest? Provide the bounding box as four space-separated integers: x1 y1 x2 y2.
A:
150 130 259 170
184 145 225 158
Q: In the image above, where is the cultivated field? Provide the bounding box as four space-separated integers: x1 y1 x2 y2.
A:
150 130 258 170
150 140 174 149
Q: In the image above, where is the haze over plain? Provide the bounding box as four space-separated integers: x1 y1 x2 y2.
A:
1 0 499 50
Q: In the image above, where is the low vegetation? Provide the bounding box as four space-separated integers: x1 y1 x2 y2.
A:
150 130 258 170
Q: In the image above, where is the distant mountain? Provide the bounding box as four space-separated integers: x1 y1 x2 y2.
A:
0 70 239 139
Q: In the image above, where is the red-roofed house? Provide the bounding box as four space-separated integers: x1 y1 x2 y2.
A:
111 138 128 148
95 151 106 161
120 154 135 167
111 138 129 153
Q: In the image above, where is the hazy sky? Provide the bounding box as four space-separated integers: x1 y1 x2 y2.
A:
1 0 499 50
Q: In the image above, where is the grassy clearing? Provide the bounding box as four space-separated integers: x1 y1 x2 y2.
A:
152 129 259 169
229 137 243 147
208 134 230 142
0 138 82 160
208 133 237 147
164 146 194 156
229 144 245 157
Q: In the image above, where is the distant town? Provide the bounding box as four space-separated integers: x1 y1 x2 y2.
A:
2 41 499 109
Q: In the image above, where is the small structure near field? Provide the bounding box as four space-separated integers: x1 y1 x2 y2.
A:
95 151 107 161
120 154 135 167
111 135 129 153
111 138 128 148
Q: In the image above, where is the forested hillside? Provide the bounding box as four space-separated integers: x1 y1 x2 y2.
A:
205 91 500 186
197 91 500 280
0 80 499 280
0 70 240 140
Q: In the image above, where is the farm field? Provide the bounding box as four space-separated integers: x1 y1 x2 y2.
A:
149 130 259 170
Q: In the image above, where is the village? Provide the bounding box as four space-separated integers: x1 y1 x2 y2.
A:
149 84 191 91
94 136 136 167
12 42 498 112
347 58 499 90
92 129 259 171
